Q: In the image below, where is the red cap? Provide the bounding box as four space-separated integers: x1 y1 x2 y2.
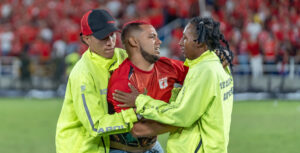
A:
80 9 118 40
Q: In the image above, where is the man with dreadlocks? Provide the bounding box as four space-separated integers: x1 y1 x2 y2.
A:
113 17 234 153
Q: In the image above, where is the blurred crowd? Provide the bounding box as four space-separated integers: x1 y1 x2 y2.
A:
0 0 299 89
0 0 199 88
169 0 300 77
210 0 300 76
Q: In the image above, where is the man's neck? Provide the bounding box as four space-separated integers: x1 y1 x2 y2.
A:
191 46 209 60
129 52 154 71
89 48 113 59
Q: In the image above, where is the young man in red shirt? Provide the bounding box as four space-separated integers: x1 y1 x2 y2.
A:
112 17 234 153
107 21 188 153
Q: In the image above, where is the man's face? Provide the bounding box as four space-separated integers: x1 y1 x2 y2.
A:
137 24 162 63
88 33 116 59
179 23 199 60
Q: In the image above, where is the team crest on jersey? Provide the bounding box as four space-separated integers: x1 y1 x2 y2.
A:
159 77 168 89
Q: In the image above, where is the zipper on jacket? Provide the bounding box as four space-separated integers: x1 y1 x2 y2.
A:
194 139 202 153
101 137 106 153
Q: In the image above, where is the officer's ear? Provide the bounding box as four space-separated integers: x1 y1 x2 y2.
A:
82 35 91 46
194 42 208 51
128 37 138 47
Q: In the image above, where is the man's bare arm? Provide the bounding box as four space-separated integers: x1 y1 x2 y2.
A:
131 119 178 137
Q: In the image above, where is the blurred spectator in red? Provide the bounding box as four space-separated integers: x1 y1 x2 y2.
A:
262 34 277 65
236 38 250 74
136 0 164 28
248 37 263 78
65 23 80 54
169 27 184 60
163 0 194 24
30 36 51 63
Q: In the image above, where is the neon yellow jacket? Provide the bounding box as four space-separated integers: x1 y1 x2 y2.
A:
56 48 138 153
135 51 233 153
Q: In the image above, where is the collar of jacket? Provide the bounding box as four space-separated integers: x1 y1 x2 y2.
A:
184 50 218 68
84 48 118 71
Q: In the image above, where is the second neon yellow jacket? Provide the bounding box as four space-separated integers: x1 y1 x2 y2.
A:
135 51 234 153
56 48 138 153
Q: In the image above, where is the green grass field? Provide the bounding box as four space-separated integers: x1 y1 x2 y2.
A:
0 98 299 153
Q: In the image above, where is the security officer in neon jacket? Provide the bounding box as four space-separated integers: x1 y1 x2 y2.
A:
113 17 234 153
56 10 138 153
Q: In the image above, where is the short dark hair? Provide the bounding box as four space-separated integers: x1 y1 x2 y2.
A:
121 21 149 45
189 17 234 66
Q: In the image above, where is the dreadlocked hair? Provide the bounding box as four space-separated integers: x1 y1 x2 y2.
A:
189 17 234 67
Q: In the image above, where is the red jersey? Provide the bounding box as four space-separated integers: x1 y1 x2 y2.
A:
107 57 188 113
